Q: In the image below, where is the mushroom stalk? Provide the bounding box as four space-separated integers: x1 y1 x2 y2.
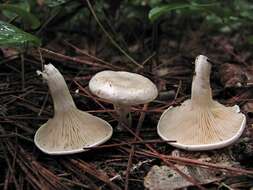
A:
37 69 76 112
191 56 213 108
114 104 132 130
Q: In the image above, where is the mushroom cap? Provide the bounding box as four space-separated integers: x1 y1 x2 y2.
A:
157 100 246 151
89 70 158 105
34 108 113 155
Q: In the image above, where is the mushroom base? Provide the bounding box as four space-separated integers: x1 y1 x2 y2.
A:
157 100 246 151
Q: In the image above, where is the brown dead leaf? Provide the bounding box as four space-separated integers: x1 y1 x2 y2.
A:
144 164 222 190
0 47 19 58
219 63 247 88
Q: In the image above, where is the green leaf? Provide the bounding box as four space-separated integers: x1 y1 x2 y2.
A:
148 2 219 22
2 1 30 20
0 4 40 29
148 3 190 22
0 21 41 48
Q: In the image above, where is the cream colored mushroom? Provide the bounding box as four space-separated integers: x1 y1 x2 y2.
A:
34 64 113 155
89 71 158 130
157 55 246 151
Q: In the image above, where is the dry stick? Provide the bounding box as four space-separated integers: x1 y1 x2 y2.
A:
0 116 48 120
37 48 44 74
64 41 123 70
60 160 100 190
38 92 49 116
3 135 70 190
38 48 112 69
174 80 182 101
0 117 35 134
3 170 10 190
0 142 20 190
18 146 71 190
60 178 90 189
167 156 253 176
125 104 148 190
84 139 176 149
85 0 143 68
0 127 19 189
134 52 156 73
137 150 253 176
32 162 71 190
67 159 121 190
0 134 16 138
4 88 35 105
141 52 156 66
76 82 206 189
87 109 115 113
4 142 44 190
11 128 18 189
18 175 24 190
20 54 25 91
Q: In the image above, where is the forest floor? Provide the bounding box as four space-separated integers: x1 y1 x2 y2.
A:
0 14 253 190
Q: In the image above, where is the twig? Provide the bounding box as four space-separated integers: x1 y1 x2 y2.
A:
85 0 143 68
0 142 20 190
136 150 253 176
64 40 122 70
63 159 121 190
37 48 113 69
20 54 25 91
38 92 49 116
83 139 176 149
124 104 148 190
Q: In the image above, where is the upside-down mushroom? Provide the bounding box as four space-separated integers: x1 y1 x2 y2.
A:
157 55 246 151
34 64 113 155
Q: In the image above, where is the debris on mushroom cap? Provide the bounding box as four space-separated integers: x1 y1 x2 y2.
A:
34 64 113 155
157 55 246 151
89 70 158 105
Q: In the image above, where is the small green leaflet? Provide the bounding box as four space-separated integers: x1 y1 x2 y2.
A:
149 3 190 22
148 2 219 22
0 4 40 29
0 21 41 48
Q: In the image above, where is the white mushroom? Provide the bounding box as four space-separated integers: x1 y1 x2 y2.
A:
34 64 113 155
157 55 246 151
89 70 158 130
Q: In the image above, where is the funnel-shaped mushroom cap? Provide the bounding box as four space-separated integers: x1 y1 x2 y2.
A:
157 55 246 151
34 64 113 155
89 70 158 105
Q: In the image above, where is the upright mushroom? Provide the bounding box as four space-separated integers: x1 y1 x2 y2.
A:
157 55 246 151
34 64 113 155
89 71 158 130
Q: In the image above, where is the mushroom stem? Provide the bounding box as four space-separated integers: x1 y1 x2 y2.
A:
114 104 132 130
38 65 76 113
191 55 213 108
